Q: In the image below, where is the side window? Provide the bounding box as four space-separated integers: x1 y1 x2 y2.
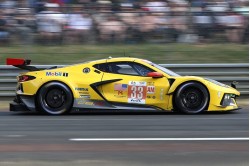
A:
94 62 154 76
107 63 139 75
93 63 108 72
132 63 154 76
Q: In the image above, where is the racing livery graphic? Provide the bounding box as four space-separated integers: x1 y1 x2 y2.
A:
6 57 240 115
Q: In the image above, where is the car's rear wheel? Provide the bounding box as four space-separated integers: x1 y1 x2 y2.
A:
174 82 209 114
37 82 73 115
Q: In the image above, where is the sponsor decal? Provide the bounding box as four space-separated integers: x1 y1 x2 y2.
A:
128 98 145 104
160 88 164 100
77 99 86 105
128 81 146 104
46 72 68 77
80 94 90 99
146 95 156 99
75 87 88 91
84 101 94 106
114 94 126 98
129 81 147 86
75 99 111 108
79 91 89 94
83 68 90 73
147 82 155 86
218 91 221 98
77 98 94 105
147 86 155 94
117 90 123 95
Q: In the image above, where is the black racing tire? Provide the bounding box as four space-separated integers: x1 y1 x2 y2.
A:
37 82 73 115
174 82 209 114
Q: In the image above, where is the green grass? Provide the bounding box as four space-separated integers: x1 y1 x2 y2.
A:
0 43 248 64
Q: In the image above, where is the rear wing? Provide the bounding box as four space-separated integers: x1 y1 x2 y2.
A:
6 58 40 71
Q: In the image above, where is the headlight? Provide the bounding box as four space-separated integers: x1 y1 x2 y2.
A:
204 78 229 88
220 94 236 107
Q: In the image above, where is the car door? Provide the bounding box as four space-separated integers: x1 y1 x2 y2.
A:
98 61 171 110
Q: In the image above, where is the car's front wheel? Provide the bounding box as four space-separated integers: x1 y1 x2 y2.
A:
174 82 209 114
37 82 73 115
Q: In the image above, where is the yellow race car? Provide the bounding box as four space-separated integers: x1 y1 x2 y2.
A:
7 57 240 115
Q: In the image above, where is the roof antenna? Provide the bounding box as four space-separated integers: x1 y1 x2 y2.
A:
124 50 126 57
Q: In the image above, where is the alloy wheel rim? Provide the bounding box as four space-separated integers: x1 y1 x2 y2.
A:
182 88 203 110
45 88 65 109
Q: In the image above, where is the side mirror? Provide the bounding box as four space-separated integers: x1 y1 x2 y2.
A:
147 72 163 78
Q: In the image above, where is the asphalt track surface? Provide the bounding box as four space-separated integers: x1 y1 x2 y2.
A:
0 106 248 166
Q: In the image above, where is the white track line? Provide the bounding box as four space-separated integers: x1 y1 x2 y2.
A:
69 137 249 141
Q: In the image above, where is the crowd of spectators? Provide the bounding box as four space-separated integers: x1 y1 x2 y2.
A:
0 0 248 45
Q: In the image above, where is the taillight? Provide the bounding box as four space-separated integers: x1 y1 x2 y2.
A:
18 75 36 82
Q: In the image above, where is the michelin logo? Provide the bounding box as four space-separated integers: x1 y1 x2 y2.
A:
46 72 68 77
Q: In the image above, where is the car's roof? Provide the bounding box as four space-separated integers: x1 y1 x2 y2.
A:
106 57 141 62
65 57 149 68
85 57 144 64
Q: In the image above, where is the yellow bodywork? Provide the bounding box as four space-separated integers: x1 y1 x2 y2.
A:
16 57 240 112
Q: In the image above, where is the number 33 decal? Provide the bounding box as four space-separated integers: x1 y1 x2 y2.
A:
128 81 147 104
130 86 146 99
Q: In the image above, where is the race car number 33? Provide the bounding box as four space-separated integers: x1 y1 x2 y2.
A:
128 81 147 104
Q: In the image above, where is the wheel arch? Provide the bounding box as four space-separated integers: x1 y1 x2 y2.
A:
171 80 210 111
35 80 75 109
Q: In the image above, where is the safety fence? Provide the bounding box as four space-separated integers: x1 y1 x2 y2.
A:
0 63 248 98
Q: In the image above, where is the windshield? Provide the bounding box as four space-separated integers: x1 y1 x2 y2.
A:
151 63 180 76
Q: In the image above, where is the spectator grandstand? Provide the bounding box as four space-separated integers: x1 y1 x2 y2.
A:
0 0 248 45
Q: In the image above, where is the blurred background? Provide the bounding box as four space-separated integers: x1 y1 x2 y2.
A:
0 0 248 64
